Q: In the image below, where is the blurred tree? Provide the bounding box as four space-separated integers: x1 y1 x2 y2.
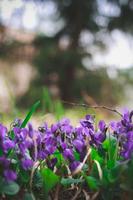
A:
108 0 133 32
1 0 133 106
33 0 99 101
32 0 131 104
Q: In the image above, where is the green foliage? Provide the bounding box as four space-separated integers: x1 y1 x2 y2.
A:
23 192 35 200
42 87 53 113
0 103 133 200
42 87 65 119
85 176 100 190
21 100 40 128
0 178 19 196
61 178 84 186
41 168 60 196
54 100 64 120
20 0 127 105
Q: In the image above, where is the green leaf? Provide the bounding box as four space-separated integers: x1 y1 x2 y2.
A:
2 181 19 195
61 178 84 186
61 178 83 186
74 151 80 161
41 168 60 195
54 100 64 120
0 177 4 193
85 176 99 190
103 137 117 168
21 100 40 128
107 160 115 169
33 171 43 188
53 150 65 167
42 87 53 113
0 148 3 156
91 148 103 164
10 130 15 140
19 169 30 183
24 192 36 200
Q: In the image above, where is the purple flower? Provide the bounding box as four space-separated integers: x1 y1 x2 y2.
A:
51 123 59 133
63 149 74 161
46 145 57 155
98 120 106 132
94 131 106 145
20 129 28 140
59 141 67 150
21 158 33 170
18 142 27 155
57 118 73 135
127 131 133 140
0 156 10 168
3 139 15 152
28 123 34 138
69 161 80 171
73 139 84 153
0 124 7 140
38 150 48 159
4 169 17 182
109 110 133 160
80 115 94 130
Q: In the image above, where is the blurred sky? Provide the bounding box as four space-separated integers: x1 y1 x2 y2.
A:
0 0 133 69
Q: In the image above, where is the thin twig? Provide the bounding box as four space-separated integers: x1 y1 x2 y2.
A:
72 148 92 175
71 188 82 200
61 100 122 117
30 161 40 192
94 160 102 180
82 189 90 200
91 191 99 200
54 184 60 200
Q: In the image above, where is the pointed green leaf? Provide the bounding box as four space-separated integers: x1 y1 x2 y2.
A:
85 176 99 190
21 100 40 128
41 168 60 194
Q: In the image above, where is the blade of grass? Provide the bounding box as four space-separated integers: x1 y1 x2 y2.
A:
21 100 40 128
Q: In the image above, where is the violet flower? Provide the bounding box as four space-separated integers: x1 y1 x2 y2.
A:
4 169 17 182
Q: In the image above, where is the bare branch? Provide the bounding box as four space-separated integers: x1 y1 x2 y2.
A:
61 100 122 117
71 188 82 200
82 189 90 200
54 184 60 200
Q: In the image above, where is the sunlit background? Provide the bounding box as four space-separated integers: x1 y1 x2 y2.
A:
0 0 132 119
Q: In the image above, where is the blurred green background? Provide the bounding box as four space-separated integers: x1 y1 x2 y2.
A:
0 0 133 122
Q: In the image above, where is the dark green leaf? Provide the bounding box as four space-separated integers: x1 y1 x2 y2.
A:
42 87 53 113
24 192 36 200
41 168 60 194
10 130 15 140
0 148 3 156
54 100 64 120
33 171 43 188
85 176 99 190
21 100 40 128
74 151 80 161
91 148 103 164
61 178 84 186
2 181 19 195
53 150 65 167
19 169 30 183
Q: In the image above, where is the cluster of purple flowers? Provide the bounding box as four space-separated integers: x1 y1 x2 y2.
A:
110 110 133 159
0 110 132 183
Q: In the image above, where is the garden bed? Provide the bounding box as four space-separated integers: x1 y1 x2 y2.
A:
0 102 133 200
